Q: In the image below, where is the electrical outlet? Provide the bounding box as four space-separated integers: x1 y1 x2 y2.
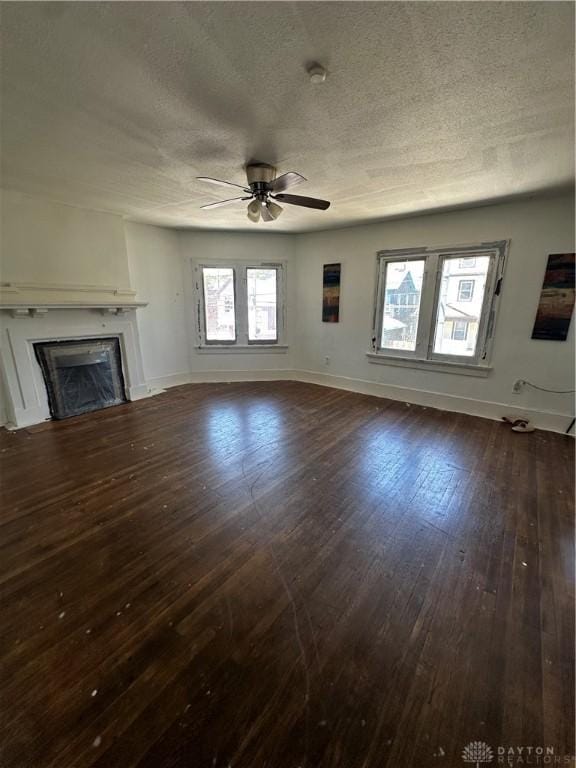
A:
512 379 525 393
324 356 331 366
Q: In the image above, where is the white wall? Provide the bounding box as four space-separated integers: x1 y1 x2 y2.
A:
125 222 191 387
293 194 575 432
0 190 131 293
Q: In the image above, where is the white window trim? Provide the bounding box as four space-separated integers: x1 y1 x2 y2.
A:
369 240 508 373
192 259 288 350
365 352 493 377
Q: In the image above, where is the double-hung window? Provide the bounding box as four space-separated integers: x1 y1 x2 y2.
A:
371 241 507 368
457 279 474 301
195 261 285 347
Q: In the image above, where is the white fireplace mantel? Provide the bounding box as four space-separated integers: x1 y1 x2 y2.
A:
0 305 151 429
1 302 148 318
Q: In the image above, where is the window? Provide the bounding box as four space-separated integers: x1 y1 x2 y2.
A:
202 267 236 342
372 242 507 367
247 268 277 342
457 279 474 301
381 259 425 352
195 262 285 347
451 320 469 340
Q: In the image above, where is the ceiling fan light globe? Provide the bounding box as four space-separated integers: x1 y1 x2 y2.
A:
266 201 283 220
247 199 261 222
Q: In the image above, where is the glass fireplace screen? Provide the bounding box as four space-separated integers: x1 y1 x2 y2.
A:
34 337 127 420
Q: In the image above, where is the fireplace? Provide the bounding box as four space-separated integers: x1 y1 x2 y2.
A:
34 337 127 420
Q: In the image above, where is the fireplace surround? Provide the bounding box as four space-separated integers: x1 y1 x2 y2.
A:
0 307 149 428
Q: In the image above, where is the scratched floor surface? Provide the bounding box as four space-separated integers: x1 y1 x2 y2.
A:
1 382 574 768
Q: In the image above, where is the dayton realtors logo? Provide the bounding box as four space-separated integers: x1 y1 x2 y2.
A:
461 742 574 766
462 742 494 767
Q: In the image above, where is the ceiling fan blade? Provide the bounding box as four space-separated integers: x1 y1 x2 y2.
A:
273 193 330 210
197 176 250 192
268 172 307 193
200 196 252 210
260 203 274 222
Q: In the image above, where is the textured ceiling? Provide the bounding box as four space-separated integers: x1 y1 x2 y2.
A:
1 2 574 232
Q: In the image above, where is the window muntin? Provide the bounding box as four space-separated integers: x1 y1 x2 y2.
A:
457 279 474 301
374 244 505 367
380 259 425 352
202 267 236 342
247 268 278 342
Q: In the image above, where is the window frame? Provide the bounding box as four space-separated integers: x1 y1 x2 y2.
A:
371 241 508 369
193 260 286 348
246 266 279 345
201 266 238 346
376 254 430 359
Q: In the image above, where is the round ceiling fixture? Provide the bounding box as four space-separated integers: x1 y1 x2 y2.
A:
308 64 327 84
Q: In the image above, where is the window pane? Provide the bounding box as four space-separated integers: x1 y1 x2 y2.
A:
202 267 236 341
247 268 277 341
381 259 425 352
433 256 490 357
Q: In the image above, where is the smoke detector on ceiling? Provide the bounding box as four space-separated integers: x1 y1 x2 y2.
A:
308 64 327 84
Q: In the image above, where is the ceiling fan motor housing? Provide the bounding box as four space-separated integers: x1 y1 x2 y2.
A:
246 163 276 187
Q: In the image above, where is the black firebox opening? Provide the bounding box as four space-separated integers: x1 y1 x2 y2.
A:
34 337 127 420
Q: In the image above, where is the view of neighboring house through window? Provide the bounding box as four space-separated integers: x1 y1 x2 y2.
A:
433 255 490 357
381 259 425 351
247 268 277 342
202 267 236 342
374 243 506 366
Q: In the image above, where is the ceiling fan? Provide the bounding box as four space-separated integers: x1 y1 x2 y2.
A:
197 163 330 222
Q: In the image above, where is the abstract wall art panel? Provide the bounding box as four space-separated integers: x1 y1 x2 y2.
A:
531 253 575 341
322 263 341 323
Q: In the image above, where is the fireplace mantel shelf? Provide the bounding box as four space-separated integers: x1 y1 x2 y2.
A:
0 302 148 318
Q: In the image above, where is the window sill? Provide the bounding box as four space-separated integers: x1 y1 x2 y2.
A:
366 352 492 377
196 344 289 354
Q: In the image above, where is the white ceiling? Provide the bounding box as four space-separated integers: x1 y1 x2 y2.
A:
1 2 574 233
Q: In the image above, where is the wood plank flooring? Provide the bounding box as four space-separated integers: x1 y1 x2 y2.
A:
1 382 574 768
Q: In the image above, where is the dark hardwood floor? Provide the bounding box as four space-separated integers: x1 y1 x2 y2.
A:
1 382 574 768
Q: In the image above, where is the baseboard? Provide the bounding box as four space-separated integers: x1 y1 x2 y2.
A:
293 369 574 435
142 367 573 435
126 383 150 401
3 367 570 435
146 369 297 390
3 404 48 430
145 371 192 390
